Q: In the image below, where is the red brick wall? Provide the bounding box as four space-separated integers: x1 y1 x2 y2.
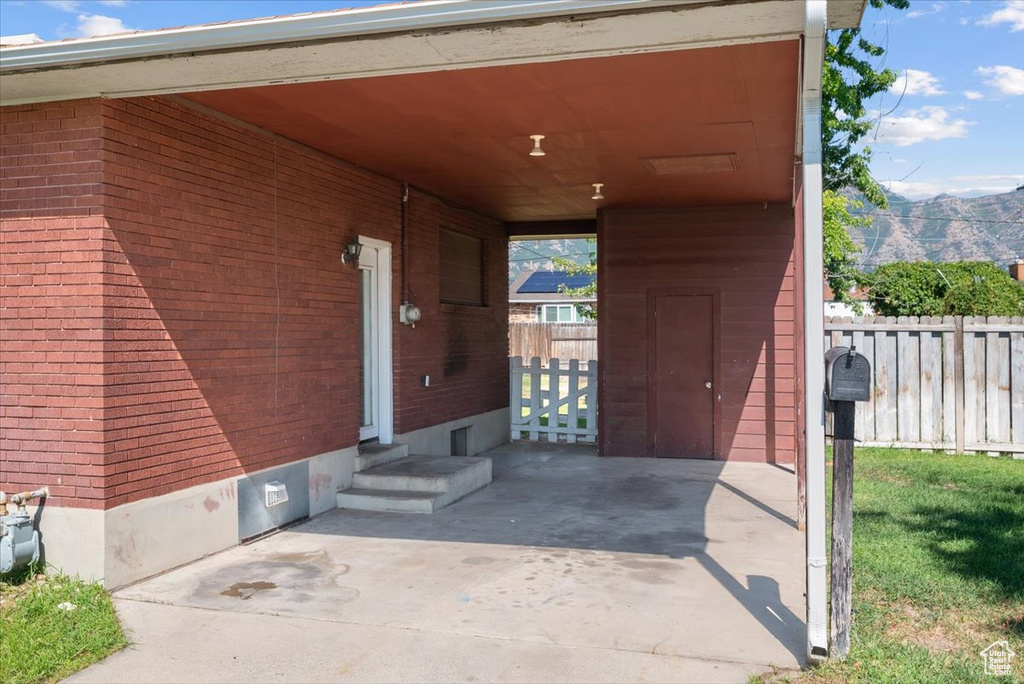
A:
395 190 508 434
598 205 798 463
1 97 508 509
1 101 108 508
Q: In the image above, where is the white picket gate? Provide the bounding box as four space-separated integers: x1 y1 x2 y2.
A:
510 357 597 443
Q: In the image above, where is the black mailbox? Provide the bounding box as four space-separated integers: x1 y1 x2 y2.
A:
824 346 871 402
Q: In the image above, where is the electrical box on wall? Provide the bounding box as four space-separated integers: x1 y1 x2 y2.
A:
400 303 422 327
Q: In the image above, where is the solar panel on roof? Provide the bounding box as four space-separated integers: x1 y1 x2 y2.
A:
517 271 595 294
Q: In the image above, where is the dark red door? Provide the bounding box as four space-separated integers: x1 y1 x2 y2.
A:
651 294 714 458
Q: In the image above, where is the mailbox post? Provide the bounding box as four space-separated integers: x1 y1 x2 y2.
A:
823 346 871 659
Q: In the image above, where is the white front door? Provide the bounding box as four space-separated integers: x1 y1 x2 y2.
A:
357 237 393 443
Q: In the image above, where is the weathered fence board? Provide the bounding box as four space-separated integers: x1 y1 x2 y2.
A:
510 356 597 444
509 323 597 362
825 316 1024 456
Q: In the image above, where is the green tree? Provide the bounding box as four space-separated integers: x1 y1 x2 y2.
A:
867 261 1024 317
822 0 908 207
821 0 908 306
823 189 870 312
552 238 597 320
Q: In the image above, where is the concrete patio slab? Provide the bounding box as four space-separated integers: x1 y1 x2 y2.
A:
72 443 805 683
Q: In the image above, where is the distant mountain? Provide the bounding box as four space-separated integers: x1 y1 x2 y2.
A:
509 239 594 282
849 188 1024 270
507 190 1024 279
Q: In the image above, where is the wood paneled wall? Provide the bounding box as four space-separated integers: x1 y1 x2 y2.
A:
598 205 799 462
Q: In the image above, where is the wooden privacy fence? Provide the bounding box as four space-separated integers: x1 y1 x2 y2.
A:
511 357 597 443
509 323 597 362
824 316 1024 455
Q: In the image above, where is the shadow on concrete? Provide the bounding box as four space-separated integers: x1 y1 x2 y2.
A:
299 442 805 664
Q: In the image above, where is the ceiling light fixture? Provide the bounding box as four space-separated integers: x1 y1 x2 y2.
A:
591 183 604 200
529 134 546 157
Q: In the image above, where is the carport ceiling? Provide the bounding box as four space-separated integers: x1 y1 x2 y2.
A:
184 40 799 222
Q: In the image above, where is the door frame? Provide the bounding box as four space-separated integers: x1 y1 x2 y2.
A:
357 235 394 444
646 287 721 459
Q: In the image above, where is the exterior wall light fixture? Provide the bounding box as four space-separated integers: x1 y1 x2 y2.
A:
592 183 604 200
341 236 363 266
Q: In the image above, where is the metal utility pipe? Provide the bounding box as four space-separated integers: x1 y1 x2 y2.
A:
10 488 48 509
801 0 829 664
401 183 410 304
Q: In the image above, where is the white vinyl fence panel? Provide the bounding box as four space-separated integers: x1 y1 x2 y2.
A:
510 357 597 443
824 316 1024 456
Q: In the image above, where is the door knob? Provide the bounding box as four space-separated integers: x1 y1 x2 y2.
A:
705 381 712 389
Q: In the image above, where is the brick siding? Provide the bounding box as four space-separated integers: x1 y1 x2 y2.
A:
1 97 508 508
1 101 108 507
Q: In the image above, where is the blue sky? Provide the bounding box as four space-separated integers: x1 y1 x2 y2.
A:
860 0 1024 199
1 0 1022 200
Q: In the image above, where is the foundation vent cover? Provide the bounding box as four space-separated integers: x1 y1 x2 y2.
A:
265 481 289 507
641 153 740 175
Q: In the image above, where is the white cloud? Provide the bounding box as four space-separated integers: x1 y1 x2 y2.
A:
874 107 973 146
906 2 946 19
963 90 984 100
886 174 1024 199
890 69 946 96
99 0 128 6
977 65 1024 95
978 0 1024 31
75 13 131 37
42 0 80 11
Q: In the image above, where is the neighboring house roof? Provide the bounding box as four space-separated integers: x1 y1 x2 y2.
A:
509 270 596 303
0 34 43 46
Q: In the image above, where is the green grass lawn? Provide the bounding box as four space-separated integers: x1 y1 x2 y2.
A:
0 571 127 684
759 447 1024 683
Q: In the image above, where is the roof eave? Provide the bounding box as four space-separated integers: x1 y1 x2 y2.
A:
0 0 682 72
0 0 867 75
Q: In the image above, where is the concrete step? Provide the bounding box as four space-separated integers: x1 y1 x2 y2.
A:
335 488 444 514
355 442 408 472
353 456 491 494
338 455 492 514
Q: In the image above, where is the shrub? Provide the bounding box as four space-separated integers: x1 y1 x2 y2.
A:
865 261 1024 317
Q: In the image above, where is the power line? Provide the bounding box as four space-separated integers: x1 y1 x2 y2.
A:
510 243 556 260
509 251 595 263
856 212 1024 225
855 235 1024 241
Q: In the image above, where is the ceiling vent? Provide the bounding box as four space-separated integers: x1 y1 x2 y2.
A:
641 153 740 175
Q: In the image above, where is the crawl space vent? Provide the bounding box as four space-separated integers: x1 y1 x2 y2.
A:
641 153 740 175
265 481 289 507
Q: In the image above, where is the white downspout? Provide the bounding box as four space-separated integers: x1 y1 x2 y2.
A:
802 0 829 664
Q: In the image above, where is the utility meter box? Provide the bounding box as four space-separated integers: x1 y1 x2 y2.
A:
0 514 40 575
824 346 871 402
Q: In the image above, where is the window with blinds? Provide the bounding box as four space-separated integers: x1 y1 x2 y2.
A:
439 228 485 306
